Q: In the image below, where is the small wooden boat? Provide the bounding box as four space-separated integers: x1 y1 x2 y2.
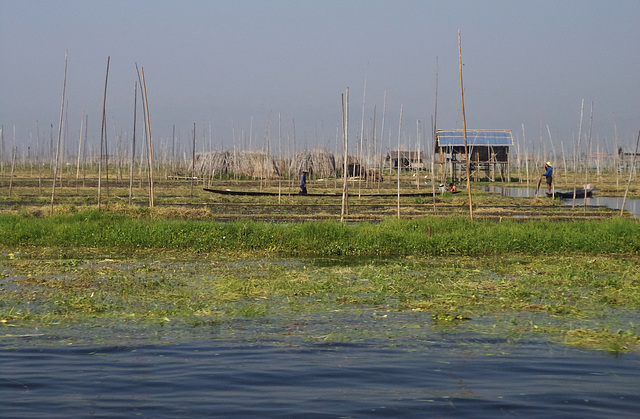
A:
547 186 595 199
203 188 457 197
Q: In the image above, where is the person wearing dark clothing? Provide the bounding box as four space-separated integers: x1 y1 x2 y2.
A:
543 162 553 193
299 170 308 195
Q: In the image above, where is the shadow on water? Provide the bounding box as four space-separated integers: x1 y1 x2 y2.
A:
483 186 640 217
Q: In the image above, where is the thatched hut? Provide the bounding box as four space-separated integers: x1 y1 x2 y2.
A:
288 149 337 178
195 150 279 179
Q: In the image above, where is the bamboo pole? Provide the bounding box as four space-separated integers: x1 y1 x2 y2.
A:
372 106 377 189
380 91 387 192
172 124 176 172
620 130 640 216
522 124 530 196
75 107 84 189
82 115 87 187
613 116 619 192
98 56 110 211
278 112 282 204
129 81 137 205
140 66 154 208
334 121 339 190
458 30 473 220
0 125 4 186
9 147 17 196
104 110 110 198
358 72 367 198
584 101 594 212
191 122 196 198
416 120 420 189
340 89 349 221
50 51 68 215
572 99 584 208
397 105 403 219
37 122 42 193
546 124 556 196
432 57 439 211
60 99 67 187
0 127 5 186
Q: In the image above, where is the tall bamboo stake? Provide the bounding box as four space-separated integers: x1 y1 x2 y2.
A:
172 124 176 172
572 99 584 208
380 91 387 190
584 101 594 212
432 57 439 211
129 80 138 205
358 71 367 198
372 106 377 189
50 51 68 215
620 130 640 216
140 66 154 207
98 56 110 210
278 112 282 204
546 124 556 196
416 120 420 189
613 116 619 191
523 124 530 195
75 107 85 190
191 122 196 197
104 109 110 198
36 122 43 192
9 147 17 196
397 105 403 219
340 89 349 221
1 125 5 187
458 30 473 220
60 99 67 187
82 115 87 187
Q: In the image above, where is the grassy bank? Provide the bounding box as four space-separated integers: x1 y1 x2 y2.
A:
1 211 639 352
1 210 639 257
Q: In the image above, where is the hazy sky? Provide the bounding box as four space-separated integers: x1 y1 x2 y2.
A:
1 0 639 158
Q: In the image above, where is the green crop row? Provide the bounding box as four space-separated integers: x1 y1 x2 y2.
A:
0 210 638 256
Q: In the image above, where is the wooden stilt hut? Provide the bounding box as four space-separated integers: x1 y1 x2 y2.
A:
435 129 513 183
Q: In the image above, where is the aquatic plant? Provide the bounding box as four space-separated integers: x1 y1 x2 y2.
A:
0 211 638 256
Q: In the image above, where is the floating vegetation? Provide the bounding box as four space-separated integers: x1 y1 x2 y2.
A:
1 252 639 351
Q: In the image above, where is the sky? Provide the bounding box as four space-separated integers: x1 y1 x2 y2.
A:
1 0 639 160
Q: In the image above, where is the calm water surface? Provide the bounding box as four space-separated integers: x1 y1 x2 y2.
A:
482 186 640 217
2 333 638 418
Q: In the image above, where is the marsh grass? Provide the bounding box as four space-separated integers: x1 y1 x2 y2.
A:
1 252 639 351
1 211 639 257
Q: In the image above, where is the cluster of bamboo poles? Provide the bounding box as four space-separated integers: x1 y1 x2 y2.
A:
2 41 639 219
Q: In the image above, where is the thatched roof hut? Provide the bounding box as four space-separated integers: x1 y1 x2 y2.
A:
289 149 337 178
195 150 279 178
196 148 338 179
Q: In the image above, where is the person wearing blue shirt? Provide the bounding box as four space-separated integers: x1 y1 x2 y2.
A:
543 162 553 193
299 170 308 195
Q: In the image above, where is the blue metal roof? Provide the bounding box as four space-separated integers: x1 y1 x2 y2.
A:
436 129 513 147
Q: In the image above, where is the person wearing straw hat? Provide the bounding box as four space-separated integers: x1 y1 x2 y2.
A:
299 170 308 195
543 162 553 193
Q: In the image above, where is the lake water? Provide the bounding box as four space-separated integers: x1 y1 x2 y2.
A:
2 326 639 417
482 186 640 217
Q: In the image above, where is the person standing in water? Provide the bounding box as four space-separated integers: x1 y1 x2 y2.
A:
543 162 553 193
299 170 308 195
